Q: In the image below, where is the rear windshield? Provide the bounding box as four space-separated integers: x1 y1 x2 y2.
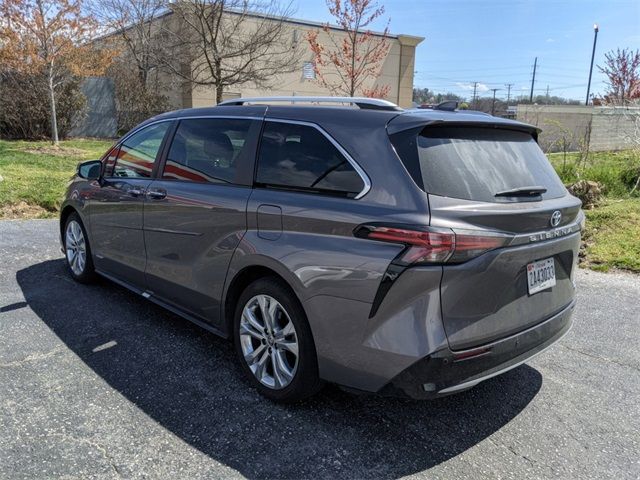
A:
391 126 566 202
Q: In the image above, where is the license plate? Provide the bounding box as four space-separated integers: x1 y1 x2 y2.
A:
527 257 556 295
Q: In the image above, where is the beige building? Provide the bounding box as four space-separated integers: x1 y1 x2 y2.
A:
111 10 423 110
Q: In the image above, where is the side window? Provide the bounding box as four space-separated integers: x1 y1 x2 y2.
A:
256 122 365 197
111 122 170 178
163 118 252 184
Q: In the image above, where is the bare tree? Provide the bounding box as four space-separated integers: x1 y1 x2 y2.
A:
88 0 168 85
87 0 170 130
165 0 301 104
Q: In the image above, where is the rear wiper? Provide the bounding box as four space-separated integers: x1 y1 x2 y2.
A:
495 185 547 197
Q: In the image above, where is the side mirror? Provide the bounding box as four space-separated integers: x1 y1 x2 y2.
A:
78 160 102 180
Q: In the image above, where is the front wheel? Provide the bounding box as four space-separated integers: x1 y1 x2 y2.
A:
63 213 96 283
234 277 323 402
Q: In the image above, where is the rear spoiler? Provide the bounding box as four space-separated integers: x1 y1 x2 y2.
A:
386 114 541 139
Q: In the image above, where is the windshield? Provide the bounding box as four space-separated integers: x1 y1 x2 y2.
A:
392 126 567 203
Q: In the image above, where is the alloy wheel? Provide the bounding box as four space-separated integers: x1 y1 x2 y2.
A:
65 220 87 276
239 294 299 390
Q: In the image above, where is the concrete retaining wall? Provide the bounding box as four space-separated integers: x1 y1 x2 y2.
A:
516 104 639 152
71 77 117 138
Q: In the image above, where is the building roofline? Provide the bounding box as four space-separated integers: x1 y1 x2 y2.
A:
92 6 424 44
251 11 398 38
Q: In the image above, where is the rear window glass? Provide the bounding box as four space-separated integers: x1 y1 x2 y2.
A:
391 126 566 203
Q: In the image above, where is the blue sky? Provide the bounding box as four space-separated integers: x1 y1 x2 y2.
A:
294 0 640 101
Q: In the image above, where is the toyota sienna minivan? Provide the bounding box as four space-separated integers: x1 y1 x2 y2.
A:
60 97 583 402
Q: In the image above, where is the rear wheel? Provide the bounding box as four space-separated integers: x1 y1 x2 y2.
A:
63 213 96 283
234 277 322 402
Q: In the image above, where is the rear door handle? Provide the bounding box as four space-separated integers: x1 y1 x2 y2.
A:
128 187 145 197
146 188 167 200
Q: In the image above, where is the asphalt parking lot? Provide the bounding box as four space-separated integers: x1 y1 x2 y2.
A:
1 219 639 479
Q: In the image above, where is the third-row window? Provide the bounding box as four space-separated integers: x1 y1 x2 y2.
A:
256 122 364 197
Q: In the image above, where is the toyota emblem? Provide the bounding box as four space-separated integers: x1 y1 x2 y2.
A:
550 210 562 227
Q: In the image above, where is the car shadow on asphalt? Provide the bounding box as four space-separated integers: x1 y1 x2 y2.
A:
17 259 543 479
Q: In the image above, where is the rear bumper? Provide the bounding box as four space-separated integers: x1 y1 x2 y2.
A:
377 299 575 399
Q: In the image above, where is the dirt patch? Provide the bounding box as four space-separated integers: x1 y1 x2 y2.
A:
0 201 52 219
22 146 87 157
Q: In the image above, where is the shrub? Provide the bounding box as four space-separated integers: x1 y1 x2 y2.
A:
108 62 168 134
0 71 86 140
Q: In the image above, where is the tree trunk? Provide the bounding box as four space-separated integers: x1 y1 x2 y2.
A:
138 67 148 86
47 69 59 145
215 60 223 104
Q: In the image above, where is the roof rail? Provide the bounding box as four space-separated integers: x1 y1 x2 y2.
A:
463 110 493 117
217 96 403 112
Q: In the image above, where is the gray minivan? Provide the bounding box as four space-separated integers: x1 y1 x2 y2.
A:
60 97 582 402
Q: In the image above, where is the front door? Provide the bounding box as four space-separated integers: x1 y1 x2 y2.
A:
90 121 172 287
142 117 261 327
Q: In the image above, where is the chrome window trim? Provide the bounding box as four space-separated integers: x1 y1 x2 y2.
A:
262 118 372 200
105 116 263 180
117 115 263 147
110 115 372 199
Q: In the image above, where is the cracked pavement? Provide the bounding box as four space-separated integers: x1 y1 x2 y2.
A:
1 219 639 479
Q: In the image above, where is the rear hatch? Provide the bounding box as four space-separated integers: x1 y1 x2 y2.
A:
389 120 582 350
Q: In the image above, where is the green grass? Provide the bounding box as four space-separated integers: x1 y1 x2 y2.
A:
582 198 640 273
0 138 113 217
548 150 640 198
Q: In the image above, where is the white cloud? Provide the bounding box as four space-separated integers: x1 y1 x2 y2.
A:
546 38 555 43
456 82 489 92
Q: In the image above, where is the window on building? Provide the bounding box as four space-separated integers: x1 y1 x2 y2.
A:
303 62 316 79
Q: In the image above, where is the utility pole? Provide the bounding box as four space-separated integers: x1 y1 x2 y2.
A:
490 88 500 115
529 57 537 103
586 24 599 105
546 84 550 100
505 83 514 104
471 81 479 109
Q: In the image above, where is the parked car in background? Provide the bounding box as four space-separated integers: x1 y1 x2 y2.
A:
60 97 583 402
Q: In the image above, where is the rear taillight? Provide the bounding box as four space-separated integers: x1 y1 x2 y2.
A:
355 225 509 265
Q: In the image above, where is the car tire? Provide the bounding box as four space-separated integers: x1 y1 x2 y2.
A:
63 212 97 284
233 277 323 402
